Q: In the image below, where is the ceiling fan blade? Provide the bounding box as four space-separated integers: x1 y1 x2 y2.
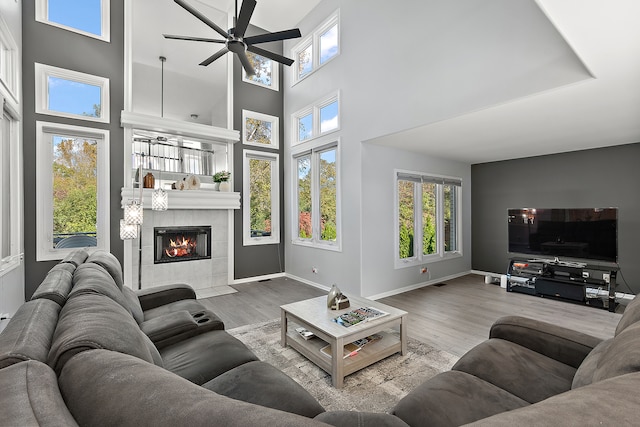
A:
247 45 294 66
234 0 256 38
163 34 226 43
174 0 229 39
199 47 229 66
237 51 256 76
244 28 301 45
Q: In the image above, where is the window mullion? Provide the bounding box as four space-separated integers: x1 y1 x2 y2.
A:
414 181 422 261
437 184 444 256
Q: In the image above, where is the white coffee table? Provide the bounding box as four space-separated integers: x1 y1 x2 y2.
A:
281 295 408 388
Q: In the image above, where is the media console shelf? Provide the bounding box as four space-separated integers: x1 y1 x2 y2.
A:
507 257 618 312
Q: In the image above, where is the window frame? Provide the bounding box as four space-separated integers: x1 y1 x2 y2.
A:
0 14 19 105
243 149 280 246
35 121 110 261
292 139 341 252
292 91 340 145
291 10 340 85
242 52 280 92
242 109 279 150
0 100 21 276
35 0 111 43
394 170 462 269
35 63 110 123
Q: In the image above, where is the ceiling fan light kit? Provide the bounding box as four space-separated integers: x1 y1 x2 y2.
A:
164 0 301 76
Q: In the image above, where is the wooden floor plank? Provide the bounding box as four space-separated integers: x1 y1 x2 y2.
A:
201 274 623 357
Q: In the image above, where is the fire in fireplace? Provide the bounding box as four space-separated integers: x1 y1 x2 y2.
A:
154 226 211 264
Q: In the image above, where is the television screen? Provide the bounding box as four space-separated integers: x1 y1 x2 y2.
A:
507 208 617 263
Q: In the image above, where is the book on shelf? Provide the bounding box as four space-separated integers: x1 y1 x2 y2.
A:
332 306 389 327
295 327 315 340
319 334 383 359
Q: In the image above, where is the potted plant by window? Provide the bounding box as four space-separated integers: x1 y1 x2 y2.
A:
213 171 231 191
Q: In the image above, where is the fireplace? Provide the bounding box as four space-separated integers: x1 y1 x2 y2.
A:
154 226 212 264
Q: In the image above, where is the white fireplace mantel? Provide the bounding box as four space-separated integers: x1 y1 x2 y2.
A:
121 188 240 210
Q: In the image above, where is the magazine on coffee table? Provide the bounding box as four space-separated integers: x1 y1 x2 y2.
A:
320 334 383 359
332 307 389 327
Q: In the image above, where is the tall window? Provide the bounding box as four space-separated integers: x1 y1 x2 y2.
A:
396 172 461 268
243 150 279 245
292 92 339 145
0 109 18 264
35 0 111 42
293 142 340 250
291 10 339 84
36 122 110 261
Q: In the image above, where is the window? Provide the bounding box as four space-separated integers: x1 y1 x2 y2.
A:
292 10 339 84
35 63 110 123
395 171 461 268
242 110 279 149
243 150 279 245
0 15 19 103
36 121 110 261
35 0 111 42
0 107 20 273
242 51 279 91
292 92 340 144
293 142 340 250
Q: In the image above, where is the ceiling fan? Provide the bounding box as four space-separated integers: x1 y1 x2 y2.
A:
164 0 302 76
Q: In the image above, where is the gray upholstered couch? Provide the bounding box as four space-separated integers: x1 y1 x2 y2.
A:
0 250 403 427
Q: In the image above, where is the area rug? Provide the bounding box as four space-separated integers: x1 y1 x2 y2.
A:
228 319 459 413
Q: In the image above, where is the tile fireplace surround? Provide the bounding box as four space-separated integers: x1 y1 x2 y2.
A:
120 189 240 294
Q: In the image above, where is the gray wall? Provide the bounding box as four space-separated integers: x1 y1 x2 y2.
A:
21 1 125 297
232 30 285 279
471 142 640 294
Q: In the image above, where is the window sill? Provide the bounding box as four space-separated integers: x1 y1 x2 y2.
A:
292 239 341 252
394 251 463 270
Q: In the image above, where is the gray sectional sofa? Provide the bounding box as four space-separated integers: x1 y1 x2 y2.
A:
1 249 640 426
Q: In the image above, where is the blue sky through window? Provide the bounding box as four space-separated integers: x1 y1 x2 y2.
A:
298 113 313 141
320 25 338 64
48 77 101 117
48 0 102 36
320 101 338 133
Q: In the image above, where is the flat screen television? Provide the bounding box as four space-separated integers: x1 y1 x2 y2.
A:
507 208 618 263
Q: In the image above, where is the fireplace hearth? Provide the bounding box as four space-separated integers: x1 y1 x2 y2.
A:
154 226 211 264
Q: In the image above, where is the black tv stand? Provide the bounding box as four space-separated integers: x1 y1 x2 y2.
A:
507 258 618 312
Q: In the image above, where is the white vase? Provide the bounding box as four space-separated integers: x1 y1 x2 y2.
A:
213 182 220 191
218 181 231 192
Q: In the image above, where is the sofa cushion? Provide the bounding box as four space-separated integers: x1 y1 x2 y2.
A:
391 370 529 427
615 295 640 335
122 286 145 324
452 338 576 403
59 349 327 427
0 360 78 426
204 360 325 417
160 330 258 385
572 338 614 388
30 266 74 306
0 299 60 369
315 411 410 427
86 250 124 289
589 321 640 383
48 293 162 374
61 249 89 267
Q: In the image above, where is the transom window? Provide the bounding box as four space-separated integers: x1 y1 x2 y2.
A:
293 141 340 250
292 10 339 84
36 121 110 261
35 63 110 123
243 52 279 91
35 0 111 42
293 92 340 145
395 171 461 268
243 150 280 246
242 110 279 149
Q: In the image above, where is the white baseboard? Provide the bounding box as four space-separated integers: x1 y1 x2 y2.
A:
366 271 471 300
231 272 286 285
284 273 331 292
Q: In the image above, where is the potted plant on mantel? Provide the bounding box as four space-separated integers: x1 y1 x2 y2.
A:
213 171 231 192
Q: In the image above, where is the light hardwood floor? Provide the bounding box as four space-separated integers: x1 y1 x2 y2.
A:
200 274 623 357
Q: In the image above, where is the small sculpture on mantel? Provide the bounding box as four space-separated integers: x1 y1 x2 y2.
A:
327 284 350 310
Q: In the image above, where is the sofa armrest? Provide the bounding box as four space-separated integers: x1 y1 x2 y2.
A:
136 283 196 311
140 310 198 345
490 316 603 368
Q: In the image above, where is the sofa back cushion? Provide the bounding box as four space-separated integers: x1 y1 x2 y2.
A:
30 265 74 306
1 360 79 426
86 250 124 289
571 338 614 388
70 263 143 324
615 295 640 335
48 293 162 375
0 299 61 369
60 249 89 267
